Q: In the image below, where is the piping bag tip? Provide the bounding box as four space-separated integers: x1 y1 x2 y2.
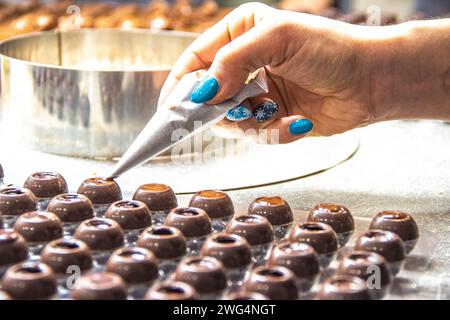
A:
108 68 268 178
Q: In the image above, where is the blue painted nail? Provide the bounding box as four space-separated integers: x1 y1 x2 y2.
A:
253 101 278 122
226 105 252 122
191 76 220 103
288 119 314 135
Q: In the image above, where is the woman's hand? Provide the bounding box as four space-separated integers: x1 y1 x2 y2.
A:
160 2 450 144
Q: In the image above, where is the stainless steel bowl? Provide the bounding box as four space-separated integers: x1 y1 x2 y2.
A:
0 29 196 159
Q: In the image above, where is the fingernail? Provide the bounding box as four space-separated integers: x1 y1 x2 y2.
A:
225 105 252 122
253 101 278 122
288 119 314 135
191 76 219 103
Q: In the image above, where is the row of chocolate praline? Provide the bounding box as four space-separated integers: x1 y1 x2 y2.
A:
0 170 419 300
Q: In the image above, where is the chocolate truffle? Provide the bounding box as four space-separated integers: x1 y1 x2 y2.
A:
354 230 406 275
225 215 274 246
0 186 37 216
1 262 57 300
268 242 320 292
47 193 94 223
369 211 419 253
0 290 11 300
248 196 293 226
105 200 152 231
174 256 228 296
335 251 392 299
244 266 298 300
24 172 68 199
226 292 269 300
0 230 28 268
307 203 354 246
288 222 338 267
317 275 373 300
71 272 127 300
165 207 212 238
133 183 177 212
200 233 252 269
137 225 186 260
189 190 234 219
77 177 122 205
145 281 199 300
74 218 124 251
105 247 158 285
40 238 93 275
14 211 63 244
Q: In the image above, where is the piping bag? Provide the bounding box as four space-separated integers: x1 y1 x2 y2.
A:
108 69 268 178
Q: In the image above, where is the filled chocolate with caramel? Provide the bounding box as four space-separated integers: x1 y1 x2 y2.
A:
307 203 355 246
1 262 57 300
105 247 158 285
288 222 338 267
133 183 177 212
24 172 68 199
335 251 393 299
317 275 373 300
174 256 228 298
13 211 63 245
0 229 29 270
47 193 94 224
268 242 320 293
145 281 199 300
71 272 127 300
189 190 234 224
105 200 152 231
74 218 124 253
41 238 93 276
354 230 406 275
244 266 298 300
77 177 122 205
369 211 419 254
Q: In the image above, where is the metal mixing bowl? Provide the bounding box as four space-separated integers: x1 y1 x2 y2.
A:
0 29 196 159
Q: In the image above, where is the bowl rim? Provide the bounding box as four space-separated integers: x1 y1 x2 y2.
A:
0 28 198 72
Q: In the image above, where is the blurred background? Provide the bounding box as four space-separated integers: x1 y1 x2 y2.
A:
0 0 449 41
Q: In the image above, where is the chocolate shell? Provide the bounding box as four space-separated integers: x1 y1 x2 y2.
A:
133 183 177 211
165 207 212 238
77 178 122 205
47 193 94 223
248 196 293 226
200 233 251 269
136 225 186 260
24 172 68 198
225 215 274 246
189 190 234 219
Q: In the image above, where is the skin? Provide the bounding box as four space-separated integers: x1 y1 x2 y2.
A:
159 3 450 144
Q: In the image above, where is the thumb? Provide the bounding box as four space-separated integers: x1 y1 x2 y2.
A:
191 20 288 105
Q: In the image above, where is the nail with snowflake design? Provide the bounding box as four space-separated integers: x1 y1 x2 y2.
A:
253 100 278 122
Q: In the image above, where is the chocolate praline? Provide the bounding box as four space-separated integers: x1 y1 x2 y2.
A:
317 275 373 300
13 211 63 244
105 247 158 285
288 222 338 267
200 233 252 269
105 200 152 231
0 186 37 217
0 230 29 269
40 238 93 275
47 193 94 223
77 177 123 205
74 218 124 251
244 266 298 300
226 292 269 300
132 183 177 212
189 190 234 219
335 251 392 299
174 256 228 296
248 196 293 226
165 207 212 238
145 281 199 300
1 262 57 300
24 172 68 199
268 242 320 292
225 214 274 246
354 230 406 275
71 272 127 300
369 211 419 254
137 225 186 260
307 203 355 246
